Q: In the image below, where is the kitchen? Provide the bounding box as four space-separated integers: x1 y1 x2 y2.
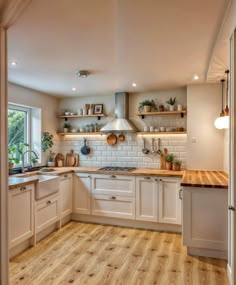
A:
0 0 235 284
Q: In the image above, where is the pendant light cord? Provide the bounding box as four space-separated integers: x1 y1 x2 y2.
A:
221 79 225 113
225 70 229 105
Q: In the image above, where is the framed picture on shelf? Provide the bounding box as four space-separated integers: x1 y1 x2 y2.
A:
94 104 103 114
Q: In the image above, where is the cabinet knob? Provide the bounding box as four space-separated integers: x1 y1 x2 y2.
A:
144 177 151 180
64 174 68 178
46 200 52 205
109 196 116 200
179 189 183 200
159 178 162 182
20 186 26 191
228 205 235 211
155 178 159 182
87 175 91 178
110 175 116 178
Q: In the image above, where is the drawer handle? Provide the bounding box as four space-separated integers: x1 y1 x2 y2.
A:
110 175 116 178
179 189 183 200
109 196 116 200
155 178 159 182
87 175 91 178
20 186 27 191
159 178 162 182
144 177 151 180
64 174 68 178
46 200 52 205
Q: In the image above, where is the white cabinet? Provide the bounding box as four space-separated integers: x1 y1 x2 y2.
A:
158 177 182 225
35 193 60 233
59 173 73 218
136 176 158 222
91 194 135 219
74 173 91 214
182 186 228 258
92 174 135 196
9 184 34 249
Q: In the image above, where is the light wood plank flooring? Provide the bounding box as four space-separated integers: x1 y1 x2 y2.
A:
9 222 229 285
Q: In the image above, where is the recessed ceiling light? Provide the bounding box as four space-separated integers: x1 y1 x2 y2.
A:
193 75 199 80
132 82 137 87
77 70 89 78
10 61 17 66
72 87 76 91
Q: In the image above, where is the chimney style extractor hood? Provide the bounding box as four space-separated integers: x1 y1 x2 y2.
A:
101 92 137 133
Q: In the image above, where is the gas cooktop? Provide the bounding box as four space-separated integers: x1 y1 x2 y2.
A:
99 166 136 171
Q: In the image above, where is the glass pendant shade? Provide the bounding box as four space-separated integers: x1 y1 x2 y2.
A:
214 115 229 129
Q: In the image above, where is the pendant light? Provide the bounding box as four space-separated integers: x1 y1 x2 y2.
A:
214 79 228 129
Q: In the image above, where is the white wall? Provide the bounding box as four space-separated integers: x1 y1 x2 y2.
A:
187 84 224 170
224 129 229 173
59 88 187 168
8 83 60 164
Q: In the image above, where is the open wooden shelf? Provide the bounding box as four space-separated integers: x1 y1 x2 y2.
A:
137 131 187 135
58 114 106 121
136 110 187 119
58 132 102 136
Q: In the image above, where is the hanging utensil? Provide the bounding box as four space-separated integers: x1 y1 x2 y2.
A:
157 138 162 154
107 133 117 145
142 138 149 154
118 133 125 142
80 138 90 155
151 138 157 155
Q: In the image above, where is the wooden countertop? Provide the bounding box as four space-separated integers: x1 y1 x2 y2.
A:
180 170 228 189
9 176 39 190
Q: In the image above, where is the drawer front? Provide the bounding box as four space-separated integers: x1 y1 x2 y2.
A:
91 194 135 220
35 196 59 233
92 175 135 196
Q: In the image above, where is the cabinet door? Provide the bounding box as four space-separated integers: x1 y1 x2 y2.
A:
9 184 34 249
136 176 158 222
92 175 135 196
74 173 91 214
91 194 135 220
60 174 73 218
35 195 60 233
158 177 182 225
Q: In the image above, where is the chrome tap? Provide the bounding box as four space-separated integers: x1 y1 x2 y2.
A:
21 150 39 173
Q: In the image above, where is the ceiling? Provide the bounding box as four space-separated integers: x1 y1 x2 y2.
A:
8 0 230 97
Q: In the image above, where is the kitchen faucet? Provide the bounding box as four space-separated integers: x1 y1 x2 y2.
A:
21 150 39 173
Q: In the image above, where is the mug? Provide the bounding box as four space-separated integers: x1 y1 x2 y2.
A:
177 104 182 111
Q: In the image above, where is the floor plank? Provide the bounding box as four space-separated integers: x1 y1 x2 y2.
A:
9 222 229 285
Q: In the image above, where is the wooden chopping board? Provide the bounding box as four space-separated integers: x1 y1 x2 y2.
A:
55 153 65 167
160 148 168 170
65 150 79 167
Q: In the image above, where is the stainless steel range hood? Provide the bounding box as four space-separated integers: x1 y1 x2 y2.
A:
101 92 137 133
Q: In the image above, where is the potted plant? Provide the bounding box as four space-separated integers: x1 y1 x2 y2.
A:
48 151 56 167
159 104 165 112
138 99 157 112
166 97 176 111
63 123 70 133
42 132 54 166
173 160 182 171
164 154 174 170
8 143 29 169
30 156 39 167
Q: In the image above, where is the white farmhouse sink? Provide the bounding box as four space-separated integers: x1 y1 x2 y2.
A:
28 175 60 200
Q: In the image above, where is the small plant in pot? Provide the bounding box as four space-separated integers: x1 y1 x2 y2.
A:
173 160 182 171
48 151 56 167
30 156 39 167
8 143 29 170
166 97 176 111
138 99 157 113
159 104 165 112
63 123 70 133
42 132 55 166
164 154 174 170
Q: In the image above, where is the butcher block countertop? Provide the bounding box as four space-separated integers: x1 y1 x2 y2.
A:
181 170 228 189
9 176 39 190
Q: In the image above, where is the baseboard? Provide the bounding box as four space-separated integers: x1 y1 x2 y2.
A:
187 246 228 260
72 213 182 233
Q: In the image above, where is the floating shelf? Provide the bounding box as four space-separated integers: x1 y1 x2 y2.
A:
137 131 187 135
136 110 187 119
58 114 106 121
58 132 102 136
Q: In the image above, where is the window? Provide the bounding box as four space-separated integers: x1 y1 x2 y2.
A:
8 103 41 167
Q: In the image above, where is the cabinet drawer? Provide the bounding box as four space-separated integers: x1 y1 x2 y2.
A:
92 175 135 196
35 195 60 233
91 194 135 220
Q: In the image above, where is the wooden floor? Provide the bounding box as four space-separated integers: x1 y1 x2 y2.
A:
9 222 229 285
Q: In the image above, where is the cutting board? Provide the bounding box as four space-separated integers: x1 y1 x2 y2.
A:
160 148 168 169
65 150 79 167
55 153 65 167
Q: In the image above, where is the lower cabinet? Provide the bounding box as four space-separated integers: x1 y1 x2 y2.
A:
158 177 182 225
73 173 91 214
136 176 158 222
91 194 135 219
9 184 34 249
59 173 73 219
35 194 60 233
